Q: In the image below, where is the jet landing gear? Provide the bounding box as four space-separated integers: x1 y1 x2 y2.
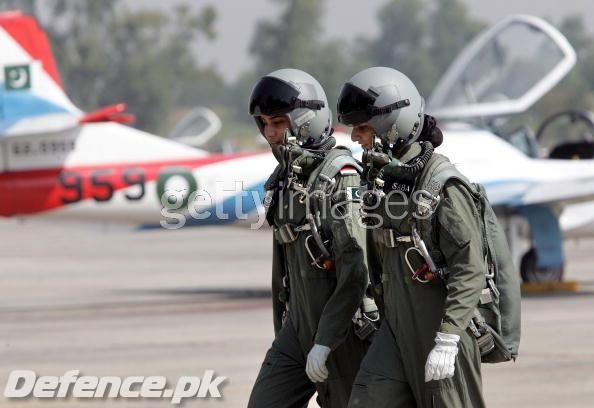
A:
520 248 564 283
504 211 566 284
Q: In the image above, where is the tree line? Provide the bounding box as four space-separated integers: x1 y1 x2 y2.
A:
1 0 593 148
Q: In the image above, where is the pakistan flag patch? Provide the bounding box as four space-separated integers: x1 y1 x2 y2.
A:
4 64 31 90
346 186 362 202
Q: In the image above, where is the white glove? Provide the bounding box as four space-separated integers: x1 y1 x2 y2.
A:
424 332 460 382
306 344 331 383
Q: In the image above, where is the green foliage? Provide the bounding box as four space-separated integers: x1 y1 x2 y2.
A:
243 0 356 126
225 0 594 148
560 15 594 99
240 0 485 125
526 15 594 135
0 0 221 135
429 0 484 80
360 0 435 94
3 0 594 149
358 0 484 96
223 70 261 126
250 0 322 75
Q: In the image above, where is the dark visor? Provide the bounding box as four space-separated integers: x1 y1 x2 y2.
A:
337 83 411 126
249 76 324 116
337 83 376 126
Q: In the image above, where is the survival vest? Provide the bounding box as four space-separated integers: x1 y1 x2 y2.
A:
415 153 521 363
265 146 379 339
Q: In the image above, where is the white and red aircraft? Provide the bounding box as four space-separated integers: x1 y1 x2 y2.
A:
0 11 278 227
1 11 594 282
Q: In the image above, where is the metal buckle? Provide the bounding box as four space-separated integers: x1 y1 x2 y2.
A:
363 311 380 323
294 224 311 232
288 177 309 203
414 189 441 218
381 229 412 248
318 173 336 193
480 288 493 304
276 224 298 244
354 320 376 340
405 246 430 283
485 258 500 296
383 229 397 248
304 234 331 269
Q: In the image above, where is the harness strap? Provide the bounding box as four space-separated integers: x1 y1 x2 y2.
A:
306 146 362 192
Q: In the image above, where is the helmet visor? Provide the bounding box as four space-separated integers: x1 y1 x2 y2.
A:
337 83 376 126
249 76 301 116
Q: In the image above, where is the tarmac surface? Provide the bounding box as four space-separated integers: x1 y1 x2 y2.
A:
1 218 593 407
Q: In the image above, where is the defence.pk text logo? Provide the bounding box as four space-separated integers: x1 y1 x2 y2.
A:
4 370 227 404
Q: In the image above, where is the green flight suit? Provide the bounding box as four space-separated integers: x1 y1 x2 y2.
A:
248 155 371 408
348 143 486 408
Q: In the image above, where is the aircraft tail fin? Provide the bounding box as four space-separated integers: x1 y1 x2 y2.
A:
0 10 80 131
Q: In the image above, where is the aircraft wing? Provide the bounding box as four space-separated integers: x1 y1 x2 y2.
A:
480 160 594 210
438 126 594 209
494 161 594 239
519 173 594 208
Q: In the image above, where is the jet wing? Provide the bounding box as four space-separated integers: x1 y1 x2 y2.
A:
520 173 594 208
478 161 594 210
501 165 594 239
438 127 594 209
480 156 594 210
560 202 594 238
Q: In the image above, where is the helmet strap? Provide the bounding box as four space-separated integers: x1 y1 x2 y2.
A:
370 98 410 115
390 137 409 158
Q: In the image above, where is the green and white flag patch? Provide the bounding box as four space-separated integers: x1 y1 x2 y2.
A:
4 64 31 90
346 186 362 202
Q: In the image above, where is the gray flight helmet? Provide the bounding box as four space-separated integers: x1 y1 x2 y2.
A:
337 67 425 151
249 68 332 148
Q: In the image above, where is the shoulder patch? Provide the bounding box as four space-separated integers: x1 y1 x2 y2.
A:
346 186 362 202
339 165 358 175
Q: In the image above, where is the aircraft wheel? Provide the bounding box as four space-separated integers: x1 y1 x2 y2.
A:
520 248 564 283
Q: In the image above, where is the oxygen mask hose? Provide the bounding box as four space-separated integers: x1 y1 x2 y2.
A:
362 142 391 186
363 150 391 169
313 135 337 151
377 141 434 183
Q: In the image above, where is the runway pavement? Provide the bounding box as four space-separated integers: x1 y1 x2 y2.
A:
0 218 593 407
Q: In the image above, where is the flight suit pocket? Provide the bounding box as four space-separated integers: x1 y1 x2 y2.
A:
255 348 279 383
301 267 332 279
437 197 472 249
425 378 457 408
330 218 359 254
316 375 351 408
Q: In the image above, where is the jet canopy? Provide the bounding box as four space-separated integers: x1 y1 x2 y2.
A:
427 15 576 119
